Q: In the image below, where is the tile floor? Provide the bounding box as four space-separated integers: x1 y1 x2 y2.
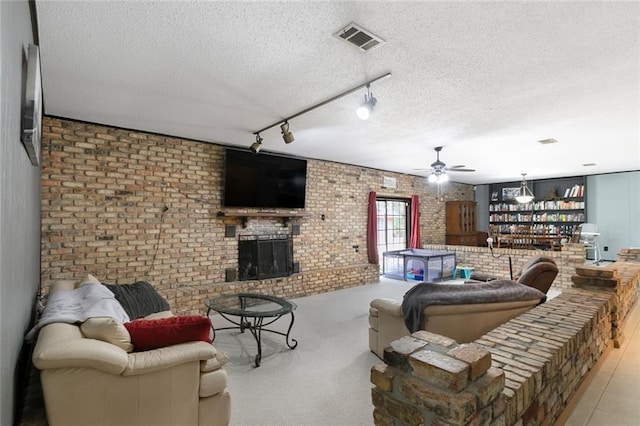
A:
560 297 640 425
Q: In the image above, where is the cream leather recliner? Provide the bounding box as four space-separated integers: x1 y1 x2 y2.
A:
32 280 231 426
368 297 541 359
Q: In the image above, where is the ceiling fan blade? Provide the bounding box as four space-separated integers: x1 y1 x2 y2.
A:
445 167 476 172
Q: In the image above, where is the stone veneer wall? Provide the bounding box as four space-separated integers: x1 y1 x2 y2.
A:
40 117 474 313
371 288 613 425
372 249 640 425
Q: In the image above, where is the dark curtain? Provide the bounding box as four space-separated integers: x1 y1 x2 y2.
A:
367 191 379 264
409 195 421 248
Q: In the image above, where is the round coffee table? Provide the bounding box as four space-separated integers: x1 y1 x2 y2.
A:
205 293 298 367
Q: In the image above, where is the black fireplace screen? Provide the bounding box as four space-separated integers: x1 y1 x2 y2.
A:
238 235 293 281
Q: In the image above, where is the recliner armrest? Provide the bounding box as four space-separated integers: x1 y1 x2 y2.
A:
517 261 558 294
370 298 402 316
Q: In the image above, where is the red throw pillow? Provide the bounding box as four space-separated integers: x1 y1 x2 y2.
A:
124 316 212 352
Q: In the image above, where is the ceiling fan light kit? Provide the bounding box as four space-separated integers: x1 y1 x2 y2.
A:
426 146 474 184
428 170 449 183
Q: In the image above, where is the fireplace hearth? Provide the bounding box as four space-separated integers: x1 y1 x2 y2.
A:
238 235 293 281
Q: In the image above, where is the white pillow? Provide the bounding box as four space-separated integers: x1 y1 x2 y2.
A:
80 317 133 352
78 274 101 287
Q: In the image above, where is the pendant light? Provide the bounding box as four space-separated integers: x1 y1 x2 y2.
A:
515 173 534 203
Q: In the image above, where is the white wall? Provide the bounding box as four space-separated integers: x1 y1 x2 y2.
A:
0 1 41 424
587 171 640 260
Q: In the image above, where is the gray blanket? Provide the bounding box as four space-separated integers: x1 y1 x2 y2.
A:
25 283 130 340
401 280 546 333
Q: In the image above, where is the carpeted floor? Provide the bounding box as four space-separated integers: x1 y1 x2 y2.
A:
18 276 560 425
211 277 415 426
17 277 415 426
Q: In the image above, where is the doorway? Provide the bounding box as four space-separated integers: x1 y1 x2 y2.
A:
376 198 410 267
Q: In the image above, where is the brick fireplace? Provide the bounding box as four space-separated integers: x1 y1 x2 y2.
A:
238 235 293 280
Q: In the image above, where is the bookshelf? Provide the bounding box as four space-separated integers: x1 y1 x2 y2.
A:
489 176 585 236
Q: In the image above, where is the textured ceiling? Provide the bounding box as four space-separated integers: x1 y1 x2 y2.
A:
35 1 639 185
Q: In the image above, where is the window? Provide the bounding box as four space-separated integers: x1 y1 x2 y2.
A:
376 198 410 267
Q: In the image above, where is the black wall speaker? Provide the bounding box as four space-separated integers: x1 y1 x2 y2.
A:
225 268 237 282
225 225 236 238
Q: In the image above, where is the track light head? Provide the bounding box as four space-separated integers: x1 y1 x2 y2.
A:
250 134 263 153
280 121 295 144
356 84 377 120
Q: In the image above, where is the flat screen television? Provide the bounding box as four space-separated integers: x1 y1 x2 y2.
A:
223 148 307 208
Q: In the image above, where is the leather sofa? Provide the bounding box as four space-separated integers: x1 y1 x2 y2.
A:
32 279 231 426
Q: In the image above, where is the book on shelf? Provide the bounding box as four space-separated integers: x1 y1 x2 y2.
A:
567 184 584 198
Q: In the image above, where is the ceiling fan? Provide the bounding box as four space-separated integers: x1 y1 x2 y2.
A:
418 146 475 183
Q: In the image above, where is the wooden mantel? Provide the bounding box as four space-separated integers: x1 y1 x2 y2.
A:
216 210 309 227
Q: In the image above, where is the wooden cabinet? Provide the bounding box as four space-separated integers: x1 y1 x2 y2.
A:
446 201 477 246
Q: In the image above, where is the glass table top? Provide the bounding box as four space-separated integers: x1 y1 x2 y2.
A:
205 293 296 317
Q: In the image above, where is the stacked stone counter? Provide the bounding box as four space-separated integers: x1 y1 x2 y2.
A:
371 289 613 425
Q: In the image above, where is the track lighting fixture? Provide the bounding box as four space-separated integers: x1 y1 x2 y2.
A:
280 121 295 144
515 173 534 203
356 84 377 120
249 134 263 153
249 72 391 153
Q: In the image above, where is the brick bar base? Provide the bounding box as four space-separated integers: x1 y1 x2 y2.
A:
571 248 640 347
372 289 613 425
372 248 640 425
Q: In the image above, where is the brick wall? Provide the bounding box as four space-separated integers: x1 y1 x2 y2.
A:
420 242 585 290
40 117 474 312
371 289 614 425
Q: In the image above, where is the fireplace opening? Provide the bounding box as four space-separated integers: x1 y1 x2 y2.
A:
238 235 293 281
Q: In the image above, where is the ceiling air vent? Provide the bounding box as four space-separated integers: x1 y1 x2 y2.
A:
537 138 558 145
334 22 385 52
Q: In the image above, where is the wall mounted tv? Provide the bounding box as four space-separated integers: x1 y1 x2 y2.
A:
223 148 307 209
